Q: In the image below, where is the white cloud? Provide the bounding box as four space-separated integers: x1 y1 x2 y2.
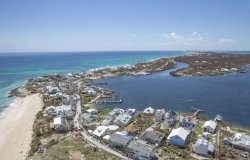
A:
161 32 188 45
187 32 203 41
219 38 234 43
156 31 237 50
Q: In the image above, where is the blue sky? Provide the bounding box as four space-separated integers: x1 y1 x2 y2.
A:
0 0 250 52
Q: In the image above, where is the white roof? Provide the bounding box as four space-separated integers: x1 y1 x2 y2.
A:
93 126 108 137
55 105 72 112
103 135 110 140
54 117 61 125
167 127 190 141
87 108 97 113
108 125 119 131
143 107 155 114
203 120 217 129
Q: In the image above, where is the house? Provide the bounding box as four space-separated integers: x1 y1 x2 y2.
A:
109 132 133 152
103 135 110 143
45 85 60 95
167 127 190 147
194 138 215 157
55 105 74 119
92 126 109 139
143 107 155 115
82 113 96 126
127 108 136 116
101 115 114 126
179 115 195 130
54 117 69 133
114 113 132 127
107 125 119 134
86 108 98 114
203 120 217 133
224 133 250 152
154 109 165 123
164 110 177 127
139 130 166 146
101 108 123 125
82 87 96 96
45 106 56 115
128 140 156 160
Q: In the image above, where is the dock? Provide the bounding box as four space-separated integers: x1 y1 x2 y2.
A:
192 107 204 117
95 99 123 104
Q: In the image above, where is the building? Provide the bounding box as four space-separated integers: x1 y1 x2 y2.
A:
194 138 215 157
164 110 177 127
86 108 98 114
143 107 155 115
107 125 119 134
82 113 96 126
114 113 132 127
109 132 133 152
45 106 56 115
167 127 190 147
45 85 60 95
139 130 166 146
203 120 217 133
224 133 250 152
55 105 74 119
101 115 113 126
154 109 165 123
128 140 156 160
54 117 69 133
127 108 136 116
82 87 97 96
179 115 195 130
92 126 109 139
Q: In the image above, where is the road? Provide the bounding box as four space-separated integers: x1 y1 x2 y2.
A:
80 131 130 160
75 93 130 159
74 94 82 129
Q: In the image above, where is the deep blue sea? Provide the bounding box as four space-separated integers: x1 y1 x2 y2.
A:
1 51 250 127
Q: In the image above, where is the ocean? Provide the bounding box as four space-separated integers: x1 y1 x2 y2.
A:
1 51 250 127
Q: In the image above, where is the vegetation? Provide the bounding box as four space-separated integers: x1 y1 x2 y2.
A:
30 135 120 160
28 111 53 156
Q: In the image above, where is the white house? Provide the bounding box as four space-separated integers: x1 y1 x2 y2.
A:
143 107 155 115
54 117 69 133
167 127 190 147
92 126 109 139
194 138 215 157
55 105 74 119
203 120 217 133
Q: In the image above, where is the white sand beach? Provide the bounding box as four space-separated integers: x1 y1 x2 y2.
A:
0 94 43 160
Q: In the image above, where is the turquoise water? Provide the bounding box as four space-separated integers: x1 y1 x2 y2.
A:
0 51 183 109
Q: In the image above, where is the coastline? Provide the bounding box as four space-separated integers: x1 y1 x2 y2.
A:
0 93 43 160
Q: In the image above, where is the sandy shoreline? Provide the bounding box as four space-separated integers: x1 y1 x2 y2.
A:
0 94 43 160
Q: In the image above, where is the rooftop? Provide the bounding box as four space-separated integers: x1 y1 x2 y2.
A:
128 140 156 154
167 127 190 140
93 126 108 137
203 120 217 129
109 132 133 146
